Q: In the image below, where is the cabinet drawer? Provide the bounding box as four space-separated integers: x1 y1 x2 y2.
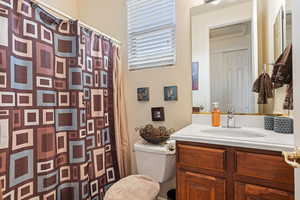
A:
177 144 226 172
235 151 294 185
235 182 294 200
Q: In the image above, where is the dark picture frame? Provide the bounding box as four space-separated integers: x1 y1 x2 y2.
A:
151 107 165 121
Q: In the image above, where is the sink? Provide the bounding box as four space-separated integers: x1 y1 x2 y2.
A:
201 128 266 138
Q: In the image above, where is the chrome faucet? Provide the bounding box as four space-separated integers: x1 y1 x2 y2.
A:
224 105 240 128
227 109 234 128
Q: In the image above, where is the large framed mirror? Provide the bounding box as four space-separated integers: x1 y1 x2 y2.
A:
191 0 293 115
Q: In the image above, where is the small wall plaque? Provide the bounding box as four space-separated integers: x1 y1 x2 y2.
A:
164 86 178 101
137 87 149 101
151 107 165 121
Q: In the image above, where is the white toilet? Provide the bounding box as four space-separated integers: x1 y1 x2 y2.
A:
105 140 176 200
134 140 176 183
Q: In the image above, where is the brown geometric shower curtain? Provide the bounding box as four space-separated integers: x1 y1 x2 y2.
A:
0 0 119 199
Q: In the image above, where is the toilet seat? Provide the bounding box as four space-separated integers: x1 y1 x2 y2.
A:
104 175 160 200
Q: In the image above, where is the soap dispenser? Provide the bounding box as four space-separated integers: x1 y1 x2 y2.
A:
212 102 221 127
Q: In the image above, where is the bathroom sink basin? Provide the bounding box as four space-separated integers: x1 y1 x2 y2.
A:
201 128 266 138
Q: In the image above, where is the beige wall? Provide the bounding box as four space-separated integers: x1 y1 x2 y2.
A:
77 0 126 42
39 0 78 18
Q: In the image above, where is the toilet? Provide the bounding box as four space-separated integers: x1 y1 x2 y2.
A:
134 140 176 183
104 140 176 200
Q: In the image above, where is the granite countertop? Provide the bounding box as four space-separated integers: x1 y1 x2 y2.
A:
170 124 295 152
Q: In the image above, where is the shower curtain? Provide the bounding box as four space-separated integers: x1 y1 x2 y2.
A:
0 0 119 199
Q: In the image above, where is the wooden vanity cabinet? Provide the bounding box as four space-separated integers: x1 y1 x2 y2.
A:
176 141 294 200
178 170 226 200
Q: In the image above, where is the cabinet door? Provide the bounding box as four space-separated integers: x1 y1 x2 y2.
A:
235 182 294 200
177 169 226 200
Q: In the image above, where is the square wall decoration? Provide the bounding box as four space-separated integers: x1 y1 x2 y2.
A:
151 107 165 121
164 86 177 101
137 87 149 101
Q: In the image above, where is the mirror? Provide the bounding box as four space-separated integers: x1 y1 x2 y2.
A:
258 0 293 114
273 7 284 60
191 0 293 115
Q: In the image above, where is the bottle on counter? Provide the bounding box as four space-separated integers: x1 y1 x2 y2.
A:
212 102 221 127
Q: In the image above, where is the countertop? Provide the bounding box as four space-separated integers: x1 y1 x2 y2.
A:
170 124 295 152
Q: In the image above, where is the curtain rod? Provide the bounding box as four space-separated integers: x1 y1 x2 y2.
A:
30 0 122 45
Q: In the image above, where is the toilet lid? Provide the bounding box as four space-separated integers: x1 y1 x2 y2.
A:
134 140 176 155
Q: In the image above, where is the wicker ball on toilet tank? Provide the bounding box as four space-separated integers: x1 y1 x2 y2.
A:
136 124 175 144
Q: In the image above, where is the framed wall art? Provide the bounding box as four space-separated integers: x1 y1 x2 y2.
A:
137 87 149 101
164 86 178 101
151 107 165 121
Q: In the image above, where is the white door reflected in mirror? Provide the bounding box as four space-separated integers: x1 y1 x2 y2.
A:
191 0 293 115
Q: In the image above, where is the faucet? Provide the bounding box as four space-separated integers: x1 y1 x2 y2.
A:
227 109 234 128
224 105 240 128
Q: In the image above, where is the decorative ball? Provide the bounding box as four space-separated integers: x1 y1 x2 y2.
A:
137 124 175 144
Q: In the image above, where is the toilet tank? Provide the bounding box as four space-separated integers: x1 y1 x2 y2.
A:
134 140 176 183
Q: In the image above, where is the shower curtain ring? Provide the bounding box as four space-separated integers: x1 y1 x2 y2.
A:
30 2 38 8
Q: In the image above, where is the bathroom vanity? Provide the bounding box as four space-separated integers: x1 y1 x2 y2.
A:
185 0 297 198
171 124 295 200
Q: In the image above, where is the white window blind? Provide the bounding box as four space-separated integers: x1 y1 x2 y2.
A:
127 0 176 70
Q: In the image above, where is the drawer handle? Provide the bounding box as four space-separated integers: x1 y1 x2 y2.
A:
282 148 300 168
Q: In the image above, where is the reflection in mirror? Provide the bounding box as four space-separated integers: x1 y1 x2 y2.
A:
258 0 293 115
191 0 255 113
273 7 284 60
286 12 292 46
285 0 292 46
273 3 292 60
209 22 254 113
191 0 293 115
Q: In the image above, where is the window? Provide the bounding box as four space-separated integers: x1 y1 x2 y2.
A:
127 0 176 70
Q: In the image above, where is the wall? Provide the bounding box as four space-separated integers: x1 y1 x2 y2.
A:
39 0 78 18
77 0 126 43
191 1 253 111
39 0 126 42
